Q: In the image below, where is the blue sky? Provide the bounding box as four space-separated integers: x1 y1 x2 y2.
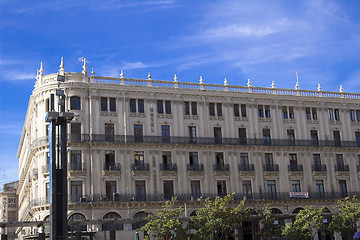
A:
1 0 360 185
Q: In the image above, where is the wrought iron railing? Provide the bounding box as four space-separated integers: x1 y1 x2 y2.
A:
263 164 279 172
288 164 304 172
103 163 121 171
213 164 230 171
131 163 150 171
160 163 177 171
68 162 86 171
312 164 327 172
238 164 255 171
187 164 204 171
334 164 350 172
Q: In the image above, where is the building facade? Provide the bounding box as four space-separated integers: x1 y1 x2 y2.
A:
16 60 360 239
0 181 19 240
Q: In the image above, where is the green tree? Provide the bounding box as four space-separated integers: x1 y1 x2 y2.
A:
140 198 188 240
282 206 325 240
329 196 360 239
258 205 282 240
190 193 249 240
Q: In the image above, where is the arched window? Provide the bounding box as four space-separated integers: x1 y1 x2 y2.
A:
132 211 148 230
292 207 304 214
70 96 81 110
68 213 86 232
102 212 123 231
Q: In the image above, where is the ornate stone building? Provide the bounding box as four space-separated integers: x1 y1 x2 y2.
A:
17 59 360 239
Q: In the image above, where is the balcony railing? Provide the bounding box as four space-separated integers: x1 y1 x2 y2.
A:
335 164 350 172
67 134 360 148
213 164 230 171
288 164 304 172
69 162 86 171
187 164 204 172
131 163 150 171
312 164 327 172
160 163 177 171
263 164 279 172
238 164 255 171
68 191 360 203
103 163 121 171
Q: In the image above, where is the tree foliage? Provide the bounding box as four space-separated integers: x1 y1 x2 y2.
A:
190 193 249 240
282 206 325 240
258 205 282 240
329 196 360 238
140 198 187 240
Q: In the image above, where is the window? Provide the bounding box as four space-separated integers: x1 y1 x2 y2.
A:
214 127 222 144
289 153 298 166
130 99 136 112
239 128 247 144
189 152 199 166
184 102 197 115
157 100 171 114
68 213 86 232
333 131 341 146
132 212 148 230
134 124 143 142
134 151 144 168
336 154 344 166
135 181 146 201
70 150 82 171
241 104 247 117
282 106 288 119
45 183 49 200
209 103 215 116
70 122 81 142
329 108 340 121
191 181 201 197
105 151 115 170
357 110 360 122
289 107 294 119
157 100 164 114
292 180 301 192
350 110 355 121
329 108 334 121
138 99 144 113
316 180 325 198
101 97 107 111
263 128 271 145
339 180 347 198
217 103 222 116
287 129 295 144
258 105 264 118
215 152 224 167
162 151 172 169
105 123 114 141
103 212 123 231
165 100 171 114
313 154 321 166
70 181 82 202
188 126 196 143
70 96 81 110
310 130 319 146
267 180 277 199
109 98 116 112
265 105 271 118
306 107 317 120
234 104 240 117
265 153 273 165
163 181 174 200
106 181 117 200
161 125 170 143
217 180 227 197
45 98 50 113
243 180 252 195
356 132 360 146
240 153 249 167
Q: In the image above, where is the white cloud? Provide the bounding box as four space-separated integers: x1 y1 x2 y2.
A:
2 72 36 82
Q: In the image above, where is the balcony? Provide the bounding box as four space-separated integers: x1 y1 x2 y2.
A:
288 164 303 172
312 164 327 172
263 164 279 172
103 163 121 176
187 164 204 172
160 163 177 171
69 162 86 176
238 164 255 172
131 163 150 176
68 134 360 148
335 164 349 172
213 164 230 171
68 191 360 204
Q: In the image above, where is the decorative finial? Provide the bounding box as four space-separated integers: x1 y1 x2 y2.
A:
174 74 178 82
148 72 152 80
295 81 299 90
91 68 95 76
120 70 124 78
82 58 88 71
199 76 204 84
271 81 275 88
224 78 228 86
39 62 44 76
317 83 322 91
247 79 251 87
339 85 343 93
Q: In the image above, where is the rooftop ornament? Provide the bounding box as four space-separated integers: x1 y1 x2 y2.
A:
82 57 88 75
224 78 228 86
247 79 251 87
317 83 322 91
148 72 152 80
271 81 275 88
39 62 44 76
339 85 343 93
199 76 204 84
173 74 178 82
59 57 65 75
91 68 95 76
120 70 124 78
